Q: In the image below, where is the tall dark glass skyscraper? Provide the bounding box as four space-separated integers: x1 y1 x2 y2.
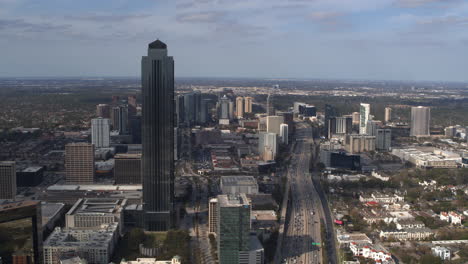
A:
141 39 175 231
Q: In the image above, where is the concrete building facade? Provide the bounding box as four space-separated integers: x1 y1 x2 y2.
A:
410 106 430 137
65 143 95 184
91 118 110 148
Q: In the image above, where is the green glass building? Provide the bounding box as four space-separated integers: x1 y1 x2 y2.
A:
217 194 251 264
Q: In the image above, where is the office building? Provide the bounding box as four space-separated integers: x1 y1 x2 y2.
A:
385 107 392 123
193 92 204 124
129 115 142 144
114 153 141 184
329 116 352 136
236 97 244 118
304 105 316 117
209 198 218 235
219 95 230 124
345 134 375 154
220 176 259 195
217 194 251 264
120 257 181 264
445 126 457 137
91 118 110 148
43 223 118 264
176 95 185 126
200 98 210 124
141 39 175 231
376 129 392 151
0 201 43 264
280 124 289 145
266 116 284 135
392 148 460 169
366 120 381 136
410 106 430 137
17 166 44 187
320 150 361 170
258 132 277 160
325 104 337 138
65 143 95 184
293 102 306 114
111 105 129 135
128 95 137 117
0 161 16 199
352 112 360 125
239 236 264 264
66 198 126 234
96 104 111 119
229 101 235 120
359 103 371 134
266 94 274 116
244 97 253 113
183 93 195 124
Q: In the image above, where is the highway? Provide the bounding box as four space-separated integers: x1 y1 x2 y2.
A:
280 121 337 264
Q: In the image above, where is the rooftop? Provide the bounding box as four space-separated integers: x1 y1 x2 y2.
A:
44 223 118 248
22 166 43 173
67 198 127 216
148 39 167 49
0 200 39 212
220 176 257 186
217 193 250 207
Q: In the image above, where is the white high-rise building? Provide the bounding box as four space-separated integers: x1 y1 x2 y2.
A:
258 132 277 158
266 116 284 135
410 106 430 137
280 124 289 145
91 118 110 148
360 103 371 134
385 107 392 123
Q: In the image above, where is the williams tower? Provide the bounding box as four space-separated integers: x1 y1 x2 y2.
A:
141 39 175 231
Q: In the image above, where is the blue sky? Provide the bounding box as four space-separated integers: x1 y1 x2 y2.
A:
1 0 468 81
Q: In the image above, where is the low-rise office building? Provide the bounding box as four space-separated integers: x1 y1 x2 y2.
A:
65 198 126 233
43 223 119 264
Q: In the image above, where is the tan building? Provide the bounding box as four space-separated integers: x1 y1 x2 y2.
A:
385 107 392 123
114 153 141 184
65 143 95 184
352 112 360 125
0 161 16 199
266 116 284 135
345 134 376 154
244 97 253 113
236 97 244 118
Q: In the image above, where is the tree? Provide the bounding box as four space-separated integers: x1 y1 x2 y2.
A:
419 254 442 264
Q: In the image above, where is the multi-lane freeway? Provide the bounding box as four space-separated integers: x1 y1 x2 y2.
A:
279 121 337 264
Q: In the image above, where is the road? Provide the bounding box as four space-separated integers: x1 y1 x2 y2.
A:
280 121 337 264
181 176 215 264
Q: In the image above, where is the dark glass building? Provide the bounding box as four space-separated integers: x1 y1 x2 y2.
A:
141 39 175 231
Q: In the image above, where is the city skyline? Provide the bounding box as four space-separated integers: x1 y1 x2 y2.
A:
1 0 468 82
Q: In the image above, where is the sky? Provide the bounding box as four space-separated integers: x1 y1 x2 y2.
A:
1 0 468 81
